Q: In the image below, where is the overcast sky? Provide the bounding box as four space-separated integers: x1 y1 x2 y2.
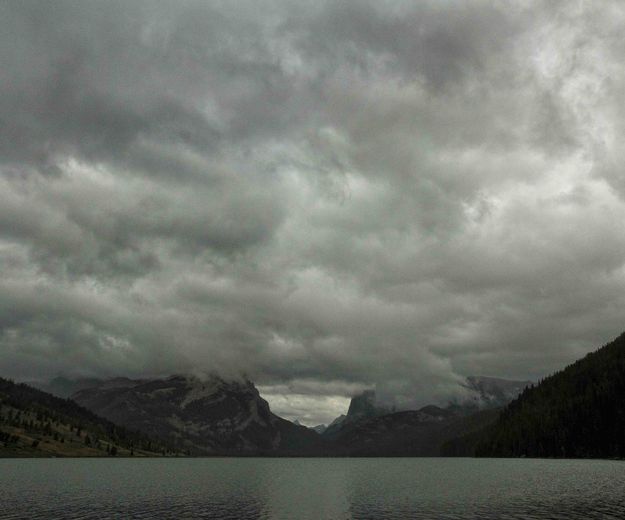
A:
1 1 625 425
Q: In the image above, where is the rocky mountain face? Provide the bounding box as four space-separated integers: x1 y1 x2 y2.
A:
26 372 531 457
71 375 324 455
323 389 390 438
330 405 499 456
324 376 529 436
319 376 531 455
462 376 532 409
347 389 391 418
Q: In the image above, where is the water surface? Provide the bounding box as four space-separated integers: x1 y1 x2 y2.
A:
1 458 624 519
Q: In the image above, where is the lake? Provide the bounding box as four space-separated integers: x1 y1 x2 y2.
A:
1 458 624 519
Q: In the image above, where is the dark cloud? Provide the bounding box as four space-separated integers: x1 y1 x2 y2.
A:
285 1 521 90
1 0 625 424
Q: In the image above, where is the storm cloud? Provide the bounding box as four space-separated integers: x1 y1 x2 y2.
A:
2 0 625 425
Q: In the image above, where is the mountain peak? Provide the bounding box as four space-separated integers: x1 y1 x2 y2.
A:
463 376 532 408
70 374 323 455
347 390 391 419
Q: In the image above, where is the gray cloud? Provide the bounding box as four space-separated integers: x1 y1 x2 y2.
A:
2 0 625 425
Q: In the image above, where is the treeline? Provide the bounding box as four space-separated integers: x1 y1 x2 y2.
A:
465 332 625 458
0 377 180 456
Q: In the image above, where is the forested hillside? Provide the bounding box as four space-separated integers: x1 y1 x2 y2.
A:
0 378 180 457
473 332 625 458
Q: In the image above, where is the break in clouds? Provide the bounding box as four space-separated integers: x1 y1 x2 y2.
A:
2 1 625 424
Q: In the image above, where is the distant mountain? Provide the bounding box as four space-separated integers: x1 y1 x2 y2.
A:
31 376 104 399
470 332 625 459
322 414 347 437
19 372 533 457
323 376 528 440
317 376 530 455
462 376 532 409
323 390 390 438
329 405 499 456
0 378 174 457
347 389 392 418
71 375 326 455
311 424 327 434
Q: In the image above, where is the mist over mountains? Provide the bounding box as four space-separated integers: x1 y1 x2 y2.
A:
7 330 625 458
19 372 528 456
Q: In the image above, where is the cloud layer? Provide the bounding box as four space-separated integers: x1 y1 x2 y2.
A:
2 1 625 424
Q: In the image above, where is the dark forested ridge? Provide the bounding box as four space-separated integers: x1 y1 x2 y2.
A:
0 378 179 457
466 332 625 458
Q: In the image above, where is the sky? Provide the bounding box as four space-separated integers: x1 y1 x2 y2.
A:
1 1 625 425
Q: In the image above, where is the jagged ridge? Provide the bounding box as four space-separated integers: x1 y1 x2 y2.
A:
71 375 325 455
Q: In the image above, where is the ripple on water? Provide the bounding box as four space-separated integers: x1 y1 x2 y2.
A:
1 458 624 520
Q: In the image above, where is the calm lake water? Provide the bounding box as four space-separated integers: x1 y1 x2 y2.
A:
1 458 624 519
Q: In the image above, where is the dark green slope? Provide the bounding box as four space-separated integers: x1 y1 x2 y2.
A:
474 332 625 458
0 378 178 457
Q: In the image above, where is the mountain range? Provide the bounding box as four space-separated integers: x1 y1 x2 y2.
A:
5 332 625 458
15 372 527 457
315 378 526 456
69 375 324 456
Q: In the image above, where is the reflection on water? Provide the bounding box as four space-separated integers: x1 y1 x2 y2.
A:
1 458 624 519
